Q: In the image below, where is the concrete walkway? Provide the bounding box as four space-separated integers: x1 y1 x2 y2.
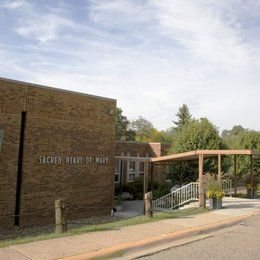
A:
1 197 260 260
115 200 144 218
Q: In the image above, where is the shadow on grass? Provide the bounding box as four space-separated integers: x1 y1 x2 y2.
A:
0 207 208 248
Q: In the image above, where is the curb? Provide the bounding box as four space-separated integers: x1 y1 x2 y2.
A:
61 211 260 260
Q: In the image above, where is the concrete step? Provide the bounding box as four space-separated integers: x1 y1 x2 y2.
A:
179 201 200 210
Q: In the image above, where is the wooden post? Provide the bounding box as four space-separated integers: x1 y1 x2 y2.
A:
234 155 237 195
179 161 183 186
150 162 154 193
145 191 153 218
218 154 222 182
120 152 124 193
198 154 205 208
55 199 67 233
143 155 149 215
143 161 148 196
250 155 253 199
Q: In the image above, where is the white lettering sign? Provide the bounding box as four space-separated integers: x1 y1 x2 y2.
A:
39 155 108 165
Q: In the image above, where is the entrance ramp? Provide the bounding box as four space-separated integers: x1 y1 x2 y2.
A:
153 182 199 212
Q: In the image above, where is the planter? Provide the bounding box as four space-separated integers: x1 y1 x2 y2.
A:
209 197 222 209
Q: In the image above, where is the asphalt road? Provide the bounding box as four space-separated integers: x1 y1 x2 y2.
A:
139 214 260 260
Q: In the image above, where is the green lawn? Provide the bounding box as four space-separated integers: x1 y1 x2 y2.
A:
0 207 207 248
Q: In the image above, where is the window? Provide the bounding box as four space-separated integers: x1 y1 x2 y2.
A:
115 160 120 183
139 162 144 176
129 161 136 172
127 161 136 182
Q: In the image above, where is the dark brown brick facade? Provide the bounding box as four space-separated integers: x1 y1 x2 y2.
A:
0 78 116 229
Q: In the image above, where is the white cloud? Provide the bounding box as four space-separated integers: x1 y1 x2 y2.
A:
16 14 76 42
1 0 25 9
0 0 260 131
152 0 251 69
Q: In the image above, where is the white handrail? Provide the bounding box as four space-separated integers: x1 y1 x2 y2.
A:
222 179 232 195
152 179 232 212
152 182 199 212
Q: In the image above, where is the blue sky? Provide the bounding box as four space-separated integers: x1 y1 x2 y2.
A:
0 0 260 131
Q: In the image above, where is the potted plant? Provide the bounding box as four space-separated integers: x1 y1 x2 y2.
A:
244 174 259 199
204 173 224 210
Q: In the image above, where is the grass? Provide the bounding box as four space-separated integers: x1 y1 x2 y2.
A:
0 207 208 248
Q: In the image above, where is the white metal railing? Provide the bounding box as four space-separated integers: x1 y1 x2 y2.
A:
222 179 232 195
152 182 199 212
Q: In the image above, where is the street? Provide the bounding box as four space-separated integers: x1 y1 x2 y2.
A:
139 214 260 260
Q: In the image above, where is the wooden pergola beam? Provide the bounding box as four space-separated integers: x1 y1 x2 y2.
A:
151 149 260 163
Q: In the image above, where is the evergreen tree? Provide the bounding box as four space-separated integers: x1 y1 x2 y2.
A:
173 104 192 130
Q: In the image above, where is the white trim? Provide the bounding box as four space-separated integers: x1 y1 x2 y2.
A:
115 159 121 184
126 152 133 182
135 153 140 178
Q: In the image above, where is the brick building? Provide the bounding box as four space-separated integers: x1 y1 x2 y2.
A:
0 77 116 229
0 77 170 230
115 141 169 186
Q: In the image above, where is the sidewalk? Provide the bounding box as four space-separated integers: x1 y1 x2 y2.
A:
1 197 260 260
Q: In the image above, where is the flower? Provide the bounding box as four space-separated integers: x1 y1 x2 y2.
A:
206 190 225 199
204 173 225 199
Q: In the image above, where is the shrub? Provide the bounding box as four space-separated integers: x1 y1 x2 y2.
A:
204 173 224 199
122 177 170 200
243 173 259 191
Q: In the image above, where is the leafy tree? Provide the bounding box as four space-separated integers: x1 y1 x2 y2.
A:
130 116 172 143
222 125 245 138
130 116 154 142
173 104 192 130
139 128 172 144
170 118 225 153
116 108 136 141
168 118 228 184
236 130 260 176
222 126 260 182
222 125 246 149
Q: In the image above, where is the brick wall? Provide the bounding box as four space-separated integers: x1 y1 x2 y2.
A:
115 141 169 185
0 78 116 229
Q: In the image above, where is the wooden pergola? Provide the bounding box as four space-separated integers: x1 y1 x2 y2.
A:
151 150 260 207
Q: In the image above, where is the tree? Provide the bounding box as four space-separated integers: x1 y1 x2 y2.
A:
222 126 260 180
171 118 225 153
222 125 245 138
173 104 192 130
130 116 154 142
116 108 136 141
222 125 246 149
236 130 260 176
168 118 228 184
